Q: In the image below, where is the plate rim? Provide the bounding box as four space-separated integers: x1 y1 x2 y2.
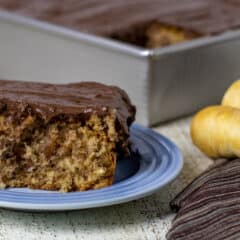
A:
0 124 183 211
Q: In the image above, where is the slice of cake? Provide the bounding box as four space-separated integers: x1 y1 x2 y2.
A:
0 80 135 192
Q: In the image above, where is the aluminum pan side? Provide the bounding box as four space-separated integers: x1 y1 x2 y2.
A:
149 36 240 124
0 11 150 58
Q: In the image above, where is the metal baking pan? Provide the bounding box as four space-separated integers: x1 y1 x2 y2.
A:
0 10 240 126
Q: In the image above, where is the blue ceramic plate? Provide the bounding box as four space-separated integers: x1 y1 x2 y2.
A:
0 124 182 211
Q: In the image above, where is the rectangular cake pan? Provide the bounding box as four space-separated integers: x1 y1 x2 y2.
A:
1 10 240 126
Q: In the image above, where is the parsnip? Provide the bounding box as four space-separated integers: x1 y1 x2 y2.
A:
190 105 240 158
222 80 240 108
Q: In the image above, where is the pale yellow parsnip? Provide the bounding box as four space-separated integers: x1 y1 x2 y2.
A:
222 80 240 108
191 105 240 158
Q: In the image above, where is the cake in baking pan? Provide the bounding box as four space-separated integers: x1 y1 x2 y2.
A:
0 0 239 48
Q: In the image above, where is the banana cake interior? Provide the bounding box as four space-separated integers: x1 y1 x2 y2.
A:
0 80 135 192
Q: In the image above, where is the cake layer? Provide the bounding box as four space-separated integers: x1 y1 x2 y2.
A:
0 0 239 47
0 80 135 191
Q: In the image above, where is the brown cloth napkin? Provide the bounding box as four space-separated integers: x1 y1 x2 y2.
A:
167 159 240 240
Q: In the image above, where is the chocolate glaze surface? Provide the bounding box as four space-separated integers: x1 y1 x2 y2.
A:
0 0 240 37
0 80 136 134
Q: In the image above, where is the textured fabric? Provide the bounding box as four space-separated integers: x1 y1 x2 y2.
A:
167 159 240 240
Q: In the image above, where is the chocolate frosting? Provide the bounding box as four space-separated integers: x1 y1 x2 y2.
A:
0 80 136 134
0 0 240 36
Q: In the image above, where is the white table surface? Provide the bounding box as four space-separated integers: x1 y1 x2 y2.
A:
0 117 213 240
